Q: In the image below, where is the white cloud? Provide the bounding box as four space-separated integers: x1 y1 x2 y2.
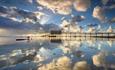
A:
60 20 70 32
107 26 113 33
10 17 22 22
92 52 107 67
33 11 45 19
37 6 44 10
73 61 90 70
60 20 83 32
36 0 72 15
73 0 91 12
60 20 70 28
38 56 71 70
39 14 50 25
93 6 106 22
0 6 47 23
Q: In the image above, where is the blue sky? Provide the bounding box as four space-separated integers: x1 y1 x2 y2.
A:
0 0 115 35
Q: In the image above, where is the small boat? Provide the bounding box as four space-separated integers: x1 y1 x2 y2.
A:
16 36 31 41
16 39 27 41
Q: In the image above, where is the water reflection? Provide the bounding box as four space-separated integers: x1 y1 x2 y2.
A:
0 37 115 70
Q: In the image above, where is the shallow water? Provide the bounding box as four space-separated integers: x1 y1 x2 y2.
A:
0 37 115 70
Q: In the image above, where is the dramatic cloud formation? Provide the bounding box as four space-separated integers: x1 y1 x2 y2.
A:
93 6 106 22
38 56 71 70
38 56 91 70
0 0 114 34
73 0 91 12
0 6 45 23
0 17 43 35
60 20 83 32
36 0 72 15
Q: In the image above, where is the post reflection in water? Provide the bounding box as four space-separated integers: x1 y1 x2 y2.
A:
0 37 115 70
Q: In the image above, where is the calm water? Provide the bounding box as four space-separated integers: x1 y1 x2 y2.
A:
0 37 115 70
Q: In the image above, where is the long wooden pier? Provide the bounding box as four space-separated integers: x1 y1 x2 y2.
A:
31 32 115 41
16 32 115 41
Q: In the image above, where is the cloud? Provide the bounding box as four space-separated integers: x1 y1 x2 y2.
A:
107 26 113 33
71 15 85 22
36 0 72 15
27 0 33 3
73 0 91 12
0 6 9 14
43 23 60 32
92 51 115 69
0 16 60 33
39 14 51 25
87 24 98 27
38 56 71 70
0 28 12 36
0 17 42 31
109 5 115 9
60 20 70 32
86 24 96 32
87 27 95 33
73 61 90 70
93 6 106 22
60 20 83 32
108 17 115 23
102 0 108 5
92 52 105 67
12 8 44 22
38 56 90 70
0 6 45 23
60 20 70 28
0 0 33 4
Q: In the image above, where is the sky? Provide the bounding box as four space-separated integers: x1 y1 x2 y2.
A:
0 0 115 36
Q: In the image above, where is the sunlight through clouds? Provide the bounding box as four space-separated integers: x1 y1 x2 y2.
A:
73 0 91 12
93 6 106 22
36 0 73 15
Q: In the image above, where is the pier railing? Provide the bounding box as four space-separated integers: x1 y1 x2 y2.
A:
37 32 115 41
